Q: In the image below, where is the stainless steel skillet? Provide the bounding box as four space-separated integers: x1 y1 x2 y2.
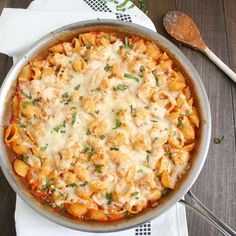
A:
0 19 234 235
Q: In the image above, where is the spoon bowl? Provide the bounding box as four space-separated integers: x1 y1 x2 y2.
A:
163 11 236 83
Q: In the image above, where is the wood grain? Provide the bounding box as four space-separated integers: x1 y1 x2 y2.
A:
0 1 235 236
175 0 236 235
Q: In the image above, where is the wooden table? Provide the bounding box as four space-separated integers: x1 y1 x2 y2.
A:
0 0 235 235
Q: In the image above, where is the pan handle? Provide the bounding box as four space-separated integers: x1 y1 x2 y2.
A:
179 191 236 236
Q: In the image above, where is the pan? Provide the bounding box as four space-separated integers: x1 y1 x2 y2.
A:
0 20 235 235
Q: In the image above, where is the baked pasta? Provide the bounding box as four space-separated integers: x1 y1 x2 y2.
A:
5 31 199 222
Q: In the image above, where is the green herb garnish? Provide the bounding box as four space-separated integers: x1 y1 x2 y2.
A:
60 92 71 105
152 70 160 86
86 130 91 135
165 151 171 158
85 147 94 157
19 154 28 163
53 121 66 133
177 120 184 129
72 111 77 125
105 193 112 205
130 104 136 116
113 118 121 129
17 121 27 128
22 101 32 108
162 188 169 196
146 154 150 163
80 182 88 187
74 84 80 90
139 65 145 73
42 177 51 192
124 73 139 82
100 135 106 140
21 91 32 100
213 136 224 144
68 183 77 188
95 165 103 173
113 84 128 91
104 64 112 72
40 143 48 151
110 147 119 151
124 36 132 49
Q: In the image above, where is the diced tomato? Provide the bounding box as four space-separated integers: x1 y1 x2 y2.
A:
10 115 19 123
30 179 40 190
130 35 141 42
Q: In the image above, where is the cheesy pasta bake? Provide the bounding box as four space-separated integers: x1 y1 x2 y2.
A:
5 31 199 222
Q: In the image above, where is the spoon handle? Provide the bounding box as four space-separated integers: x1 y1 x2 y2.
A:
203 47 236 83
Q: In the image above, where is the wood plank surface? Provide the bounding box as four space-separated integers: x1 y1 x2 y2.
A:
0 1 235 236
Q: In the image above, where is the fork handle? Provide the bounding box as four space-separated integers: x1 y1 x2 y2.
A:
203 47 236 83
180 191 236 236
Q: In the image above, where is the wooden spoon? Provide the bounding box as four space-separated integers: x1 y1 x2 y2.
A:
163 11 236 83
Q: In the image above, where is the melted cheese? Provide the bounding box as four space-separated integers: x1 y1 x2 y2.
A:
9 32 199 220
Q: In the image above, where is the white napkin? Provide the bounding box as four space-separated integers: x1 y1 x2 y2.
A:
0 0 189 235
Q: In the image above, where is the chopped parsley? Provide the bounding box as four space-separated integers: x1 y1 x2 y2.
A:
124 36 132 49
53 121 66 133
85 147 94 157
137 169 143 173
124 73 139 82
130 104 136 116
80 182 88 187
151 120 158 123
162 188 170 196
152 70 160 87
113 118 121 129
165 151 171 158
68 183 77 188
177 120 184 129
40 143 48 151
86 129 91 135
104 64 112 72
146 154 150 163
55 66 60 73
91 88 100 92
100 135 106 140
42 177 51 192
113 84 128 91
71 110 77 125
17 121 27 128
19 154 28 163
60 92 71 105
95 165 103 173
22 101 32 108
105 193 112 205
139 65 145 73
74 84 80 90
21 91 32 100
95 110 100 115
132 191 139 198
110 147 119 151
56 204 66 212
213 136 224 144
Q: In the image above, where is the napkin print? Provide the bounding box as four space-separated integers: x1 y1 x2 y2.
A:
83 0 132 22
